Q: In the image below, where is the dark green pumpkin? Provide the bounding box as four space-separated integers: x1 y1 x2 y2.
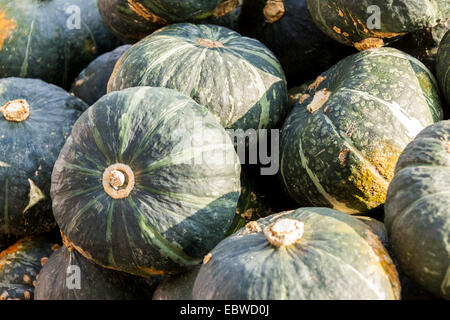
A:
35 245 156 300
97 0 242 42
0 0 121 89
71 45 132 106
108 23 288 137
280 48 443 214
0 236 58 300
0 78 87 236
240 0 356 86
437 30 450 108
51 86 241 278
306 0 449 51
193 207 400 300
153 265 200 300
385 120 450 299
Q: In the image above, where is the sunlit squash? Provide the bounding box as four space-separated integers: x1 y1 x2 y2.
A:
193 207 401 300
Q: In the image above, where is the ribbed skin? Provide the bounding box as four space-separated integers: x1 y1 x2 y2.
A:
385 120 450 299
51 87 241 277
0 0 120 88
306 0 449 50
108 23 288 134
280 48 443 214
0 78 87 236
193 207 401 300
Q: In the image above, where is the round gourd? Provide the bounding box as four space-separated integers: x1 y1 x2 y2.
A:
0 0 121 89
107 23 288 135
306 0 449 51
71 45 132 106
437 30 450 107
385 120 450 299
51 87 241 278
193 207 401 300
240 0 356 86
153 265 200 300
35 244 155 300
0 236 58 300
280 48 443 214
0 78 87 236
98 0 243 42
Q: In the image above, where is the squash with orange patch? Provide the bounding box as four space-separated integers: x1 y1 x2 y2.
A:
193 207 401 299
280 48 443 214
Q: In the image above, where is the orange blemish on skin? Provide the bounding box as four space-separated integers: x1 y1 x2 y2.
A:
0 10 17 50
127 0 167 25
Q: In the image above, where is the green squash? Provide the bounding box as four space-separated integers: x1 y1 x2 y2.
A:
0 236 58 300
51 87 241 278
306 0 449 51
153 265 200 300
107 23 288 136
240 0 356 86
0 78 87 236
35 244 156 300
385 120 450 299
193 207 400 300
280 48 443 214
98 0 242 42
437 30 450 108
0 0 121 89
71 45 132 106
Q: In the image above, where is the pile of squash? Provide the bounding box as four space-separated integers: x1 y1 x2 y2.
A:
0 0 449 300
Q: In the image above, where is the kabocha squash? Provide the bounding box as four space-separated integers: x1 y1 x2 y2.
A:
51 87 241 278
0 78 87 236
0 236 58 300
240 0 356 85
35 245 155 300
437 30 450 107
153 265 200 300
385 120 450 299
71 45 132 106
193 207 401 300
0 0 120 89
98 0 243 42
108 23 288 137
280 48 443 214
306 0 450 51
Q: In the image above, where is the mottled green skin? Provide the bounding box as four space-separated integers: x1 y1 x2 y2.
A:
0 236 56 300
108 23 288 135
385 120 450 299
51 87 241 277
437 30 450 108
393 19 450 72
306 0 449 49
193 207 400 300
35 246 155 300
71 45 131 106
0 78 87 236
0 0 121 89
153 265 200 300
98 0 242 42
240 0 356 86
280 48 443 214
